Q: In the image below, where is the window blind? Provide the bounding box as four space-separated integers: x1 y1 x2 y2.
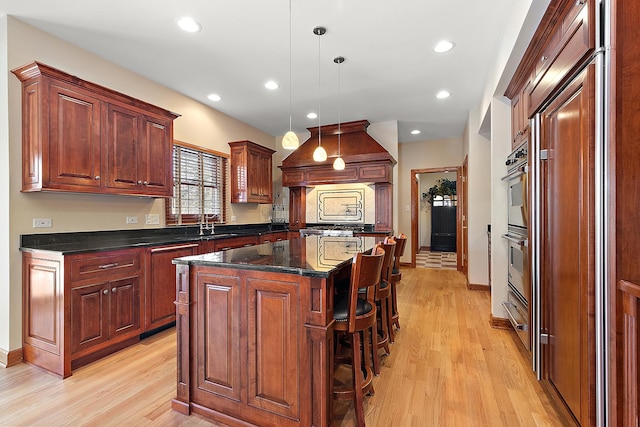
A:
166 143 227 225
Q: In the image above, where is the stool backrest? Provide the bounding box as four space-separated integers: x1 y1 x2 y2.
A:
380 239 396 283
393 234 407 269
347 245 385 332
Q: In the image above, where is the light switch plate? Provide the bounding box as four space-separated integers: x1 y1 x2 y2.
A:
126 216 138 224
145 214 160 225
33 218 52 228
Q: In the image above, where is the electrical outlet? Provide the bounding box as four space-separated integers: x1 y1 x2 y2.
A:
126 216 138 224
33 218 52 228
231 216 237 222
145 214 160 225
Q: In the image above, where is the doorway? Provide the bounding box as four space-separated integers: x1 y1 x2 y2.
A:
410 166 463 271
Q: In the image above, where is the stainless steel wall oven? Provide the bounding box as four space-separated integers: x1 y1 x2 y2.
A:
501 142 530 350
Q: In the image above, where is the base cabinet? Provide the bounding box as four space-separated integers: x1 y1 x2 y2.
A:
145 243 198 331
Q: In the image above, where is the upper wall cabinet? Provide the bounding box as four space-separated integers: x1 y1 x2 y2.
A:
228 140 275 204
12 61 179 197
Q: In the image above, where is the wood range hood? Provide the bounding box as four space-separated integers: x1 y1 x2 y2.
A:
279 120 396 187
279 120 396 231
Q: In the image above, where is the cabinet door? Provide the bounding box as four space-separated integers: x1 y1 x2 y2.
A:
71 282 109 355
375 183 393 231
230 147 247 203
145 244 197 331
48 83 102 189
109 276 141 340
105 103 140 191
288 187 306 230
541 65 595 425
138 114 173 196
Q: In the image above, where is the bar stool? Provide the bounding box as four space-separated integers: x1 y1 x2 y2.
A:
333 244 385 427
371 237 395 375
389 233 407 340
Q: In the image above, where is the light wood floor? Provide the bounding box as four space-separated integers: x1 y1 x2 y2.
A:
0 268 565 426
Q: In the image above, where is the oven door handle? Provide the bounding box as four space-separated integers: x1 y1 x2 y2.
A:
502 302 528 331
501 233 528 246
500 165 527 181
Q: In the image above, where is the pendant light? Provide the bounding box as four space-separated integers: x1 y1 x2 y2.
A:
312 26 327 162
333 56 346 171
282 0 299 150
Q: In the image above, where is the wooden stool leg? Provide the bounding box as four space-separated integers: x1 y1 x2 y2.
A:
391 281 400 331
379 300 391 355
352 331 366 427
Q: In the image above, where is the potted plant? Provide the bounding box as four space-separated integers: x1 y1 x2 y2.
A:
422 178 457 205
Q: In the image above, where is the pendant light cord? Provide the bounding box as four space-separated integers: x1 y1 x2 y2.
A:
288 0 293 132
337 59 341 156
317 29 321 148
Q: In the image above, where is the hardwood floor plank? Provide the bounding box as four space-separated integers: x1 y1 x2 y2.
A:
0 267 564 426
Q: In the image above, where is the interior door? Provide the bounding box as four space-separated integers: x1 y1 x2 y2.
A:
540 64 595 425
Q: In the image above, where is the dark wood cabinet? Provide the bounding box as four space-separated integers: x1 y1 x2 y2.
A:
288 187 306 230
145 243 198 331
259 232 287 243
22 248 143 378
214 235 258 251
12 61 178 197
228 140 275 203
540 64 595 426
104 104 173 196
511 82 531 149
375 183 393 232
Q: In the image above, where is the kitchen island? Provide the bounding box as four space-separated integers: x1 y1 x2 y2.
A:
171 235 379 427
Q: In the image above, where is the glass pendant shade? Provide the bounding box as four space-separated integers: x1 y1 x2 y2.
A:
282 131 299 150
333 156 345 170
313 145 327 162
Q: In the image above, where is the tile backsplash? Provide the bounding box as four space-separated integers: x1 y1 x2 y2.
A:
306 183 375 224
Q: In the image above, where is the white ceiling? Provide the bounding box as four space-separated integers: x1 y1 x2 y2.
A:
0 0 520 143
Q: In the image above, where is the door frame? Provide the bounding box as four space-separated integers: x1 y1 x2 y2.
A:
410 166 463 270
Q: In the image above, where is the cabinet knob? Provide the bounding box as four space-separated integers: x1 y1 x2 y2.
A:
103 289 109 295
576 0 585 5
541 55 548 62
95 175 100 180
137 180 142 185
112 287 117 293
143 181 148 185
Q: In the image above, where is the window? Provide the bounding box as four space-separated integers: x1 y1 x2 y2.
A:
165 142 227 225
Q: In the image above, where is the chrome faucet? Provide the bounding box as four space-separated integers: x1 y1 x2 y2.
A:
199 215 215 235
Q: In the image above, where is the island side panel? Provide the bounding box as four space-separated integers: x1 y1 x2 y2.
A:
172 263 191 414
181 264 331 427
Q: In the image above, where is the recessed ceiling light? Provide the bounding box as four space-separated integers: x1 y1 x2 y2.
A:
411 130 421 135
176 17 202 33
207 93 221 102
265 80 279 90
433 40 455 53
436 90 451 99
307 112 318 119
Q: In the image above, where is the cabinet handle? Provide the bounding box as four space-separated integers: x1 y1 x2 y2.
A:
112 287 117 293
143 181 148 185
103 289 109 295
95 176 100 180
243 243 253 247
576 0 585 5
137 180 143 185
541 55 548 62
98 262 119 269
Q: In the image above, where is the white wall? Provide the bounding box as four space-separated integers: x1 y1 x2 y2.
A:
1 17 279 360
398 137 464 264
490 97 512 316
467 106 492 286
0 14 12 364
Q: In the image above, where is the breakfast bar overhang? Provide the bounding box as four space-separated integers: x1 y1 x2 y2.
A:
171 236 379 427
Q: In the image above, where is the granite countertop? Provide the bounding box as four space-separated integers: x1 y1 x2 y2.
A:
173 235 380 278
20 224 290 255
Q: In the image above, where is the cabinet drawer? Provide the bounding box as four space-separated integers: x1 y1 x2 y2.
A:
70 249 141 282
215 235 257 251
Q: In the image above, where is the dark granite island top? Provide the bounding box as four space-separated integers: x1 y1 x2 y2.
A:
172 235 380 278
171 235 380 427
